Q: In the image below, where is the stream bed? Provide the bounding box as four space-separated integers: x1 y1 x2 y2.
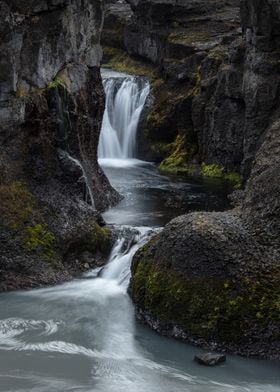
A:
0 161 279 392
1 68 279 391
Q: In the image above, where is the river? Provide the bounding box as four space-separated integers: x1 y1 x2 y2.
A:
0 70 279 391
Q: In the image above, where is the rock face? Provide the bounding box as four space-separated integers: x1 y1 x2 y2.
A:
0 0 120 290
103 0 244 173
194 0 280 179
103 0 280 181
129 0 280 359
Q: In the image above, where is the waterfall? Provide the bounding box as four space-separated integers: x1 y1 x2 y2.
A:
98 70 150 161
100 226 155 289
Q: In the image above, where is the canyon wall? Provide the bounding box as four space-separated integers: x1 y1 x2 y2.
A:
0 0 119 290
128 0 280 358
103 0 280 182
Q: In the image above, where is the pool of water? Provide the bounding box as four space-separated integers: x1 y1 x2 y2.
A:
101 159 231 227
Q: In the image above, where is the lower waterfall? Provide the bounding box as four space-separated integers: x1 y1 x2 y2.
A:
101 227 155 288
98 69 150 161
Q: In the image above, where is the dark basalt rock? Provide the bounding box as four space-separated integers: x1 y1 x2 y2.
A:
0 0 120 290
194 353 226 366
129 0 280 360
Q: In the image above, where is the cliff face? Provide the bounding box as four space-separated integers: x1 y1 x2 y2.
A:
0 0 119 290
193 0 280 178
103 0 280 181
128 0 280 358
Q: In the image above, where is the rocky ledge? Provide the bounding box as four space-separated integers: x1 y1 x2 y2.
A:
0 0 120 291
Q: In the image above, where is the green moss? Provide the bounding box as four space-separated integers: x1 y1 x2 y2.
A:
168 31 208 45
91 223 111 253
201 163 241 188
208 45 228 62
0 181 60 261
191 66 202 97
159 135 196 174
0 181 36 229
224 172 242 188
71 223 112 255
150 142 173 156
131 251 280 342
102 46 157 78
201 163 224 178
25 224 56 258
47 77 66 90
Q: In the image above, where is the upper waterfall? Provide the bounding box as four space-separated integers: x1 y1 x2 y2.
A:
98 70 150 162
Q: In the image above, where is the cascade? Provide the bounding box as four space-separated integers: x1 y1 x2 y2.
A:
101 227 155 288
98 70 150 161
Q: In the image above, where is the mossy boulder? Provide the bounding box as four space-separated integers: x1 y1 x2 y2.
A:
65 223 112 258
130 212 280 358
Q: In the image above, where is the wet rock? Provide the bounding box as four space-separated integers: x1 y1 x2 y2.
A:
0 0 120 291
194 353 226 366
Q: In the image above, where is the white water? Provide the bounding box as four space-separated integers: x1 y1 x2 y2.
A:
98 70 150 161
101 227 155 288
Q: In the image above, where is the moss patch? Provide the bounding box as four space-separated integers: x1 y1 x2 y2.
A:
25 224 56 259
47 77 66 90
201 163 224 178
0 181 59 261
201 163 241 187
69 223 112 256
0 181 36 229
168 31 208 45
159 135 196 174
208 45 228 62
102 46 157 78
131 249 280 342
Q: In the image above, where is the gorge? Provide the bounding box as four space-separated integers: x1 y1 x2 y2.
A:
0 0 280 390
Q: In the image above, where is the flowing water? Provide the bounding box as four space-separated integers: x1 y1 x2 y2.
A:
98 69 150 160
0 70 279 391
